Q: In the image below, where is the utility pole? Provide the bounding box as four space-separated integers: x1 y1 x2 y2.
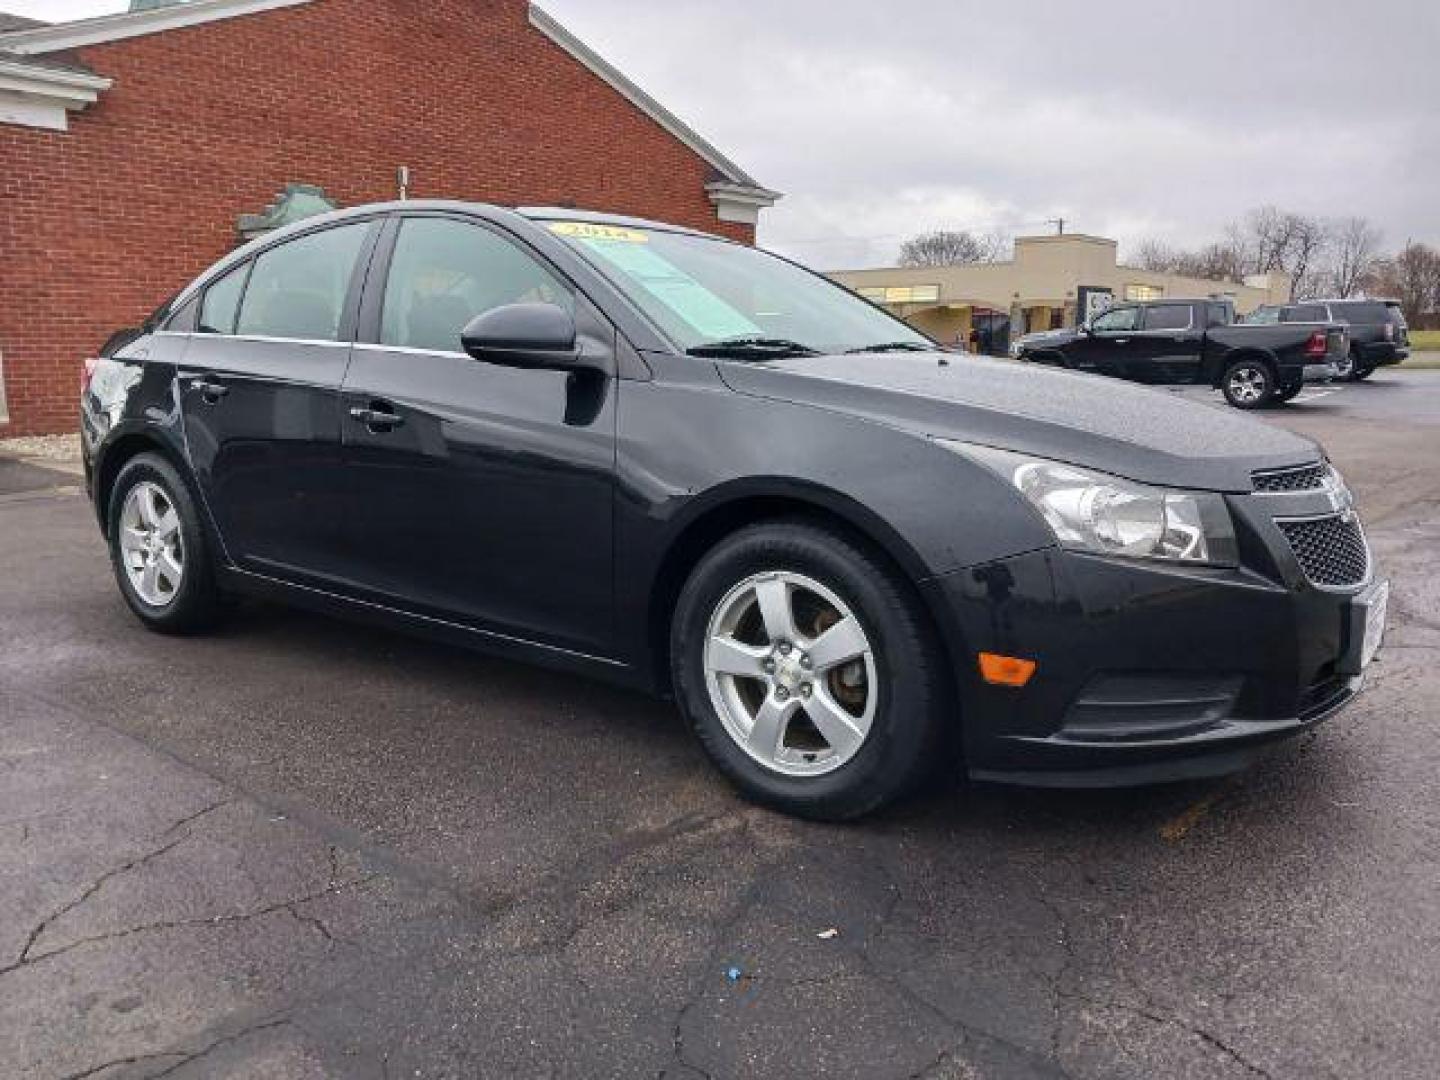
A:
1046 217 1066 236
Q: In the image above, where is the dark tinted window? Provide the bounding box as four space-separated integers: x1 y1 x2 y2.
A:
1282 304 1329 323
1091 306 1140 332
1143 304 1192 331
381 218 571 353
1329 301 1389 323
199 263 249 335
236 223 370 341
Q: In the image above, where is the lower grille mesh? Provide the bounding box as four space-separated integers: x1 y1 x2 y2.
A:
1277 515 1369 588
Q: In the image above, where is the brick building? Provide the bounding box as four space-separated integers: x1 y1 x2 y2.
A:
0 0 778 435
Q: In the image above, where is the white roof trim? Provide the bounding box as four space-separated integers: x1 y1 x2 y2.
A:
528 3 776 200
0 0 314 54
0 56 112 97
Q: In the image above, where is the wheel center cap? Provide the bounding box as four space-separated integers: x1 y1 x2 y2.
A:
774 655 805 691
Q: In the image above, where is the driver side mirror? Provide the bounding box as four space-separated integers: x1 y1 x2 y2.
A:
461 303 587 371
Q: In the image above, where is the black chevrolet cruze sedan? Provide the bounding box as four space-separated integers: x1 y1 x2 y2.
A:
81 202 1388 819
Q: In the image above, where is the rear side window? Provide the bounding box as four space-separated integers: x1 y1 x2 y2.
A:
1143 304 1192 331
236 223 370 341
1245 306 1279 325
380 217 572 353
1385 302 1408 328
1282 304 1328 322
1329 301 1389 323
199 263 249 335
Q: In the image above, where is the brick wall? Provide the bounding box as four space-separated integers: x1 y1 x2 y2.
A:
0 0 755 435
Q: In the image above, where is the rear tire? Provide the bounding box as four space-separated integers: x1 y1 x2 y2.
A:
1334 349 1357 380
670 521 947 821
1221 358 1276 409
1274 380 1303 404
1351 364 1375 381
108 453 222 634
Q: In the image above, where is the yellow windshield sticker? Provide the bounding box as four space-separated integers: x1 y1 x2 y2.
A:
548 221 649 243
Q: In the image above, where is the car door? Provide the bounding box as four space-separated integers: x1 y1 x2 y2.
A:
1067 304 1141 377
1132 302 1202 383
338 213 618 655
178 219 378 583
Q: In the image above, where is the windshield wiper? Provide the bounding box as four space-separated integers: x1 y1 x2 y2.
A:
844 342 935 354
685 336 822 359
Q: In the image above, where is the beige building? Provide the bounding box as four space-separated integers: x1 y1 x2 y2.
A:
830 233 1291 351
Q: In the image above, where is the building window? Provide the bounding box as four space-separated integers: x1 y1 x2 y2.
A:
1124 283 1164 302
859 284 940 304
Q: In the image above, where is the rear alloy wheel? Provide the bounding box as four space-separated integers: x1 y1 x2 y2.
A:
671 521 946 820
1221 359 1276 409
108 453 222 634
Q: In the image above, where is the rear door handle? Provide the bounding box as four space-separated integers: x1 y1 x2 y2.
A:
189 378 229 402
349 404 405 431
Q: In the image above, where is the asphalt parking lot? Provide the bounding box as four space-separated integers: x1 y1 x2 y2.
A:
4 369 1439 1079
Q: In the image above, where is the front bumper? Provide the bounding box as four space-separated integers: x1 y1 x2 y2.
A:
923 512 1379 786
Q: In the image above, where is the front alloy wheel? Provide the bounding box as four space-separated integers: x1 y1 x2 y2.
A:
704 571 877 776
671 521 946 820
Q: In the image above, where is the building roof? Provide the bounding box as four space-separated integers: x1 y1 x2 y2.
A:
0 0 777 205
0 14 47 34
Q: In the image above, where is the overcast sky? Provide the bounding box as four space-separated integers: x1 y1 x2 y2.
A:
6 0 1438 269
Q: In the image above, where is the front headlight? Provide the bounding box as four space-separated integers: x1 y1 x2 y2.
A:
941 442 1237 565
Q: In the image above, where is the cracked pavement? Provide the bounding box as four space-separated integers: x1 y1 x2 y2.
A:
3 370 1439 1078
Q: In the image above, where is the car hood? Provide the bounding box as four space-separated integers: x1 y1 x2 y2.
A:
715 352 1321 492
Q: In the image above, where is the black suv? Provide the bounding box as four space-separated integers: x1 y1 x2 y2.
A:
1246 299 1408 380
81 202 1387 819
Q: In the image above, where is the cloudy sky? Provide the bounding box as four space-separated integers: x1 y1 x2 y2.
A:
6 0 1438 269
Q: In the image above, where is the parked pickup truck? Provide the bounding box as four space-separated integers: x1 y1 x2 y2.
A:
1014 298 1348 409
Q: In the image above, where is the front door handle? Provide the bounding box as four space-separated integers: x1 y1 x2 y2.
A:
349 405 405 431
190 378 229 402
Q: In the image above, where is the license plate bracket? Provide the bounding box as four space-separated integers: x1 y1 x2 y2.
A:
1339 579 1389 676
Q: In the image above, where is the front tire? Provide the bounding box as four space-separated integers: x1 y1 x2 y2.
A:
108 453 222 634
1221 358 1276 409
670 521 946 821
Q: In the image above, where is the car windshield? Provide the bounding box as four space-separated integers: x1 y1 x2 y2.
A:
544 221 935 356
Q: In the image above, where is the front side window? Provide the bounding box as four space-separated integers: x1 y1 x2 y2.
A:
1143 304 1192 331
1091 306 1140 333
235 222 370 341
546 221 932 354
381 218 572 353
199 263 249 335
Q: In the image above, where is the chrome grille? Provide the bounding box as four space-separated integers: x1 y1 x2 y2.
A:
1254 463 1330 492
1277 514 1369 588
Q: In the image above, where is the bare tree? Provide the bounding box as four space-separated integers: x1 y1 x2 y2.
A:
897 230 1001 267
1328 216 1384 298
1131 239 1181 272
1228 206 1333 299
1369 242 1440 322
